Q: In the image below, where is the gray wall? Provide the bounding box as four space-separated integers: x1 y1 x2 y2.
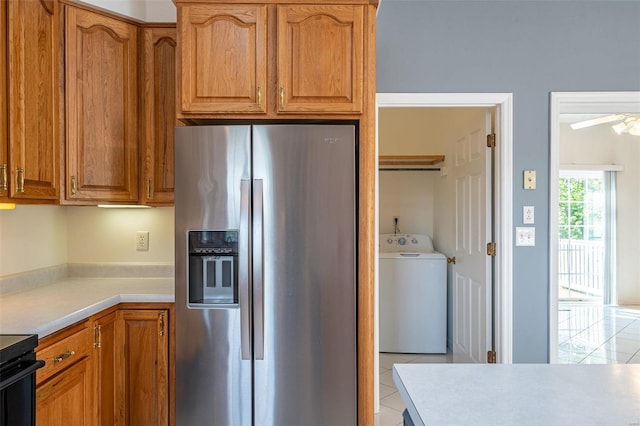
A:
376 0 640 363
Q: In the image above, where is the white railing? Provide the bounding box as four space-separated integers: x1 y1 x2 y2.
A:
558 239 604 299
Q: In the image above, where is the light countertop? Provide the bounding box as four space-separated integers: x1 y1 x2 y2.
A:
393 363 640 426
0 277 174 339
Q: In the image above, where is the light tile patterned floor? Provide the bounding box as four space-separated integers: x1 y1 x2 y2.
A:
374 351 452 426
558 304 640 364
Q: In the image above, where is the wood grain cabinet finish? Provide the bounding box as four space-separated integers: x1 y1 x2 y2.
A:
36 358 93 426
277 5 363 114
179 4 267 114
65 6 138 203
0 0 7 199
5 0 60 201
92 311 120 426
140 26 177 206
118 309 169 426
35 321 93 426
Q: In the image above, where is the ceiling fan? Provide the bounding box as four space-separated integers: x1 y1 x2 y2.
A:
570 113 640 136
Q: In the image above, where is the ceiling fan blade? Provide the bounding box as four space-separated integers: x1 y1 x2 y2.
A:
570 114 626 130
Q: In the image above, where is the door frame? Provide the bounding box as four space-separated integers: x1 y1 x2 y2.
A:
374 93 514 408
549 91 640 363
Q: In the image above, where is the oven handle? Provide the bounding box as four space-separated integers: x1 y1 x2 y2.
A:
0 359 45 390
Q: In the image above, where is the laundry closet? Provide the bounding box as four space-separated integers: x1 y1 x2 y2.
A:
378 106 492 353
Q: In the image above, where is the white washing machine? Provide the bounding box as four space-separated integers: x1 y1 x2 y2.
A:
379 234 447 354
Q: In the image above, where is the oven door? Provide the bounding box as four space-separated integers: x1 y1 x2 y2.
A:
0 353 45 426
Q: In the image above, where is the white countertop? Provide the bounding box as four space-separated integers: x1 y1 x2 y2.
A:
393 363 640 426
0 277 174 339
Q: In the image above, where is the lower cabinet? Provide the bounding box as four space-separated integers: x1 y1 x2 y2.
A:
36 358 93 425
36 304 173 426
119 309 169 426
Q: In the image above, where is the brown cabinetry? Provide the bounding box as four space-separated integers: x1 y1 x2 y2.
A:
65 6 139 203
35 304 173 426
119 309 169 425
35 322 93 426
179 4 267 114
2 0 61 201
140 26 177 205
92 310 120 425
0 0 7 199
277 5 363 113
177 2 364 117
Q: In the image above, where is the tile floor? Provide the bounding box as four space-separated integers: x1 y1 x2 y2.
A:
558 303 640 364
375 351 452 426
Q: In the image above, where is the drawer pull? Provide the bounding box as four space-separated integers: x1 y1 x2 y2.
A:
52 350 75 364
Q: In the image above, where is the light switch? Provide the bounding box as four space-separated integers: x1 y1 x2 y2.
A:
523 170 536 190
523 206 535 224
516 227 535 246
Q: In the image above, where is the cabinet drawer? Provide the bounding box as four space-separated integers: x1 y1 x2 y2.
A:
36 327 92 385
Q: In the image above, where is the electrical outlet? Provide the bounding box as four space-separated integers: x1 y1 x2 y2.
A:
136 231 149 251
523 206 535 224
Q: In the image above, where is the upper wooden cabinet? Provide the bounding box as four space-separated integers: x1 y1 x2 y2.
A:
177 2 366 117
140 26 177 206
0 0 7 199
65 6 138 203
3 0 61 201
277 5 363 113
179 4 267 114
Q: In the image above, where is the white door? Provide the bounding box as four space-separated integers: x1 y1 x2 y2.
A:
452 110 493 363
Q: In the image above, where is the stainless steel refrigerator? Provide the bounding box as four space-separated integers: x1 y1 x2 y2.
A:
174 124 357 426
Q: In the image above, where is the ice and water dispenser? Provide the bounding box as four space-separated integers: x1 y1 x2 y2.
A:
188 231 239 306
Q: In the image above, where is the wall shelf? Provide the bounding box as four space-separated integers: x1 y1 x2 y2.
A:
379 155 445 170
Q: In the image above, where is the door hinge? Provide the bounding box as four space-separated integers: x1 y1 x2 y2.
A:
487 350 497 364
487 133 496 148
487 242 496 257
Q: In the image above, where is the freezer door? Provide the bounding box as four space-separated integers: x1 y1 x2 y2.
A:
174 125 252 426
252 125 357 426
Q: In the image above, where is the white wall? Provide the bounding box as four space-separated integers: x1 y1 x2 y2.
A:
0 205 174 278
0 206 68 276
77 0 176 22
67 207 174 264
379 107 490 253
378 171 436 236
560 123 640 304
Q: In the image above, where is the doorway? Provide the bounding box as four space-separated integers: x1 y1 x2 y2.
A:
549 92 640 364
374 93 514 414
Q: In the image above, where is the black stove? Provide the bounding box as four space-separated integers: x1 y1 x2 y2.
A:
0 334 44 426
0 335 39 362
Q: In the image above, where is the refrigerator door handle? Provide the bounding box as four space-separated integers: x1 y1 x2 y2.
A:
240 179 252 360
253 179 265 360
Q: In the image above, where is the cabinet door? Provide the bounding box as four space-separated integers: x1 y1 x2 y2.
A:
7 0 60 200
65 7 138 202
92 311 122 426
141 27 176 206
36 358 92 426
118 309 169 426
0 0 7 199
180 4 267 114
277 5 363 114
